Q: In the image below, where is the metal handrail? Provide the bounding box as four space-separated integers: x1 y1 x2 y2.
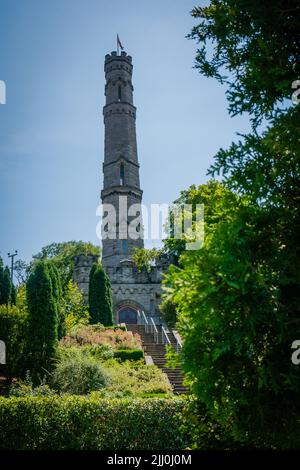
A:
150 317 159 343
172 330 183 353
161 326 171 346
141 310 149 333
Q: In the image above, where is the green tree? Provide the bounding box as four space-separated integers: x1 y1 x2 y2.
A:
164 180 240 262
64 280 89 332
14 259 31 285
165 201 300 447
47 262 65 339
0 258 16 306
26 261 58 378
132 247 163 272
88 263 113 326
0 267 12 305
189 0 300 126
32 241 100 290
10 283 16 306
159 298 177 329
163 0 300 448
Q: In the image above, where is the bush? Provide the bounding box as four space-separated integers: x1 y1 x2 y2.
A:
97 360 173 397
114 349 144 362
57 343 114 361
106 325 127 331
180 396 241 450
9 372 56 398
0 396 187 449
51 353 110 395
60 324 141 350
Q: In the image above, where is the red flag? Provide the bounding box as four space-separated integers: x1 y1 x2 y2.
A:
117 34 124 51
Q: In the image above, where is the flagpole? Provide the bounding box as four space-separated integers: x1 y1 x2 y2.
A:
117 34 119 56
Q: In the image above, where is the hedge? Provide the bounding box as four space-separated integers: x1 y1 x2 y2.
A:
114 349 144 361
0 396 187 450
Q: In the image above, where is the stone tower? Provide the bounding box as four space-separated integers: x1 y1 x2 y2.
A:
101 50 143 268
100 50 164 325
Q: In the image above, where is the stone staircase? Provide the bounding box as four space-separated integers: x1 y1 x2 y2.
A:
127 324 187 395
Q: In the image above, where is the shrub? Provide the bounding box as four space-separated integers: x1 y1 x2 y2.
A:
0 396 187 449
51 353 110 395
114 349 144 362
57 343 114 361
9 376 56 398
0 304 28 377
180 396 241 450
97 360 173 397
106 325 127 331
60 324 141 350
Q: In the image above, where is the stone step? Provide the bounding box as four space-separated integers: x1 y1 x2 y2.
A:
127 324 187 395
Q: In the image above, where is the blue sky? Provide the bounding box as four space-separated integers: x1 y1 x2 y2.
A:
0 0 251 267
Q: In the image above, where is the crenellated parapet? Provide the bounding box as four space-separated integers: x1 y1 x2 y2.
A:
105 51 133 71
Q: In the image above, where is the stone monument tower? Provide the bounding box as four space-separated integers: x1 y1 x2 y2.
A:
102 50 143 267
101 50 164 324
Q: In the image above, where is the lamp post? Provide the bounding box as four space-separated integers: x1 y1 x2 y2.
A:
7 250 18 282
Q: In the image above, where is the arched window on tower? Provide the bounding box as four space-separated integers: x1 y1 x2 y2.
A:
118 85 122 101
120 162 125 186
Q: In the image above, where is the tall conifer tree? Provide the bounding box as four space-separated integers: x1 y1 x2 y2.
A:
26 261 58 378
88 263 113 325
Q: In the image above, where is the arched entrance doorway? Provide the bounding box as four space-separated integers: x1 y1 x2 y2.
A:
118 306 138 324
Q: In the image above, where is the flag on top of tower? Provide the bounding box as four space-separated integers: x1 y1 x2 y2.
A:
117 34 124 54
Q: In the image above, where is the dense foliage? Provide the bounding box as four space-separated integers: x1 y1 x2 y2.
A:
161 0 300 448
159 298 177 329
60 324 142 350
132 247 163 272
48 262 65 339
164 180 239 262
64 280 90 332
51 353 110 395
114 349 144 362
0 305 28 377
88 263 113 325
15 241 100 289
0 397 186 450
165 201 300 447
189 0 300 126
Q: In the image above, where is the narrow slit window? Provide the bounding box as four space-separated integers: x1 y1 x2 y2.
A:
122 239 127 255
118 85 122 101
120 162 125 185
